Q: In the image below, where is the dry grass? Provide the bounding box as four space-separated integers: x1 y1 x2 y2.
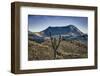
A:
28 39 88 60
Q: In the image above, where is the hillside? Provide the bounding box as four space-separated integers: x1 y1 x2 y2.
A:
28 39 88 60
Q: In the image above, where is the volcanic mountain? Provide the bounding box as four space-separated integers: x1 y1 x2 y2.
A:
28 25 88 44
41 25 84 37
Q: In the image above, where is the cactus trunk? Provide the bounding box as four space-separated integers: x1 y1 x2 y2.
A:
49 32 62 59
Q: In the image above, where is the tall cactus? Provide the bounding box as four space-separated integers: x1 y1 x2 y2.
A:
49 32 62 59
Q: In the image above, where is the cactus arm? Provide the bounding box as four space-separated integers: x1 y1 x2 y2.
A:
55 35 62 51
49 32 56 50
53 38 57 59
53 38 57 50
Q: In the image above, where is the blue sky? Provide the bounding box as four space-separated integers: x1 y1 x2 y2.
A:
28 15 88 33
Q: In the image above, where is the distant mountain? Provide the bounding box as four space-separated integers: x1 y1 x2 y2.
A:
41 25 84 37
28 25 88 45
28 31 44 43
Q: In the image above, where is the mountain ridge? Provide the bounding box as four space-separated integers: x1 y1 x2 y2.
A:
28 25 88 45
41 25 84 37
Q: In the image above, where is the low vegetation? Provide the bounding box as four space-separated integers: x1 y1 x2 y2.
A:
28 39 88 60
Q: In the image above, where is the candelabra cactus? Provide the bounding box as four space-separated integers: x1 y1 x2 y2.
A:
49 32 62 59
